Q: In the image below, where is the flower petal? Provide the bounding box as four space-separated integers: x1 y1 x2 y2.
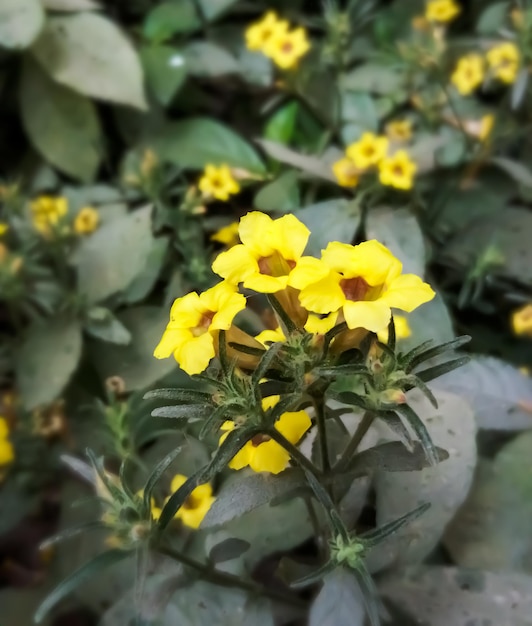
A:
342 300 392 332
299 273 345 314
212 245 258 284
153 327 192 359
175 332 215 375
379 274 435 312
269 214 310 261
238 211 274 256
229 441 254 470
288 256 330 290
275 410 312 444
249 440 290 474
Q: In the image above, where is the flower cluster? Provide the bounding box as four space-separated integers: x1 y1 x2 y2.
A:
333 132 418 190
30 196 100 237
0 416 14 468
245 11 310 70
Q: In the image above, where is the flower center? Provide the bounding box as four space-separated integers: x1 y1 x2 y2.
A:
192 310 215 336
251 434 271 447
340 276 370 301
362 145 375 157
211 176 223 188
281 41 294 54
393 165 405 176
257 251 296 277
183 493 201 510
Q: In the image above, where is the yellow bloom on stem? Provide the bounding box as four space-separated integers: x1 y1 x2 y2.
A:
0 417 14 466
74 206 100 235
245 11 288 51
170 474 216 529
332 157 360 188
264 26 311 70
212 211 327 293
154 281 246 375
378 150 417 190
425 0 461 23
0 222 8 236
255 327 286 346
377 315 412 343
385 120 413 142
511 303 532 337
210 221 240 248
220 410 312 474
451 54 485 95
31 196 68 235
294 240 435 333
198 165 240 201
346 133 389 170
487 42 520 84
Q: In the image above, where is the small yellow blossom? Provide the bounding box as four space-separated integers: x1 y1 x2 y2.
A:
210 222 240 248
479 114 495 141
512 304 532 337
292 240 435 334
154 281 246 375
385 120 413 142
245 11 288 51
31 196 68 236
378 151 417 190
220 409 312 474
487 42 520 84
377 315 412 343
0 222 8 236
0 417 14 466
169 474 216 529
346 133 389 170
255 327 286 345
264 26 311 70
198 165 240 202
425 0 461 23
451 54 485 95
74 206 100 235
332 157 360 188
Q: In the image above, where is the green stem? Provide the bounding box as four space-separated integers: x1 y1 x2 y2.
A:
158 545 305 608
334 411 375 473
267 428 322 479
314 396 330 474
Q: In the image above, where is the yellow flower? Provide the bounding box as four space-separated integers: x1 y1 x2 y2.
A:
220 410 312 474
451 54 485 95
425 0 461 23
487 42 520 84
0 222 8 236
332 157 360 188
0 417 14 466
212 211 327 293
512 304 532 337
198 164 240 202
154 281 246 375
264 26 311 70
304 312 338 334
170 474 216 529
245 11 288 51
377 315 412 343
378 150 417 190
294 240 435 333
346 133 389 170
74 206 99 235
385 120 413 142
31 196 68 235
479 114 495 141
255 327 286 345
210 222 240 248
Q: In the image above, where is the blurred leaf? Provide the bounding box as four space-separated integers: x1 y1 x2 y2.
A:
0 0 44 49
309 569 365 626
20 57 101 182
511 68 529 110
140 45 187 106
123 236 168 304
264 101 299 144
257 139 336 181
42 0 100 10
237 47 272 87
153 117 265 173
16 317 83 409
0 480 38 535
369 390 476 572
491 156 532 188
76 205 155 304
347 441 449 476
183 41 239 76
365 207 426 277
31 13 146 109
476 1 509 34
341 64 404 95
88 305 176 391
341 92 378 131
0 587 52 626
435 130 467 167
380 567 532 626
208 538 250 563
84 311 132 345
254 171 300 213
409 133 447 174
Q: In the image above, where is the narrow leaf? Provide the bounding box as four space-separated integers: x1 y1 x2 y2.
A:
291 561 335 589
302 468 349 541
208 538 250 564
143 388 212 402
362 502 430 547
143 444 183 513
395 404 438 466
407 335 471 370
151 404 210 419
415 356 471 383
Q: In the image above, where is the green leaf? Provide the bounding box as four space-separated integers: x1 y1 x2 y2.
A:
341 92 378 131
264 102 299 144
143 444 183 513
511 68 529 110
84 313 132 345
400 292 455 353
42 0 100 10
76 205 155 304
144 388 212 402
254 171 300 213
122 236 168 305
140 45 187 106
16 317 82 410
0 480 38 536
346 441 449 476
0 0 44 49
257 139 336 181
341 63 404 95
491 156 532 188
20 57 101 182
153 117 265 173
309 569 365 626
369 390 476 572
476 1 509 34
151 404 210 419
88 306 177 391
30 13 146 109
34 549 132 623
183 41 239 77
208 538 250 563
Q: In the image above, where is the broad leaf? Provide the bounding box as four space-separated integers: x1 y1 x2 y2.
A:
254 171 300 213
183 41 239 77
0 0 44 49
309 568 365 626
140 45 187 106
257 139 337 181
476 2 510 34
341 63 404 95
491 156 532 188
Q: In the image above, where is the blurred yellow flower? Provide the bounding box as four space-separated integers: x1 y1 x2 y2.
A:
199 164 240 201
377 315 412 343
0 222 8 236
385 120 413 142
245 11 288 51
0 417 14 466
487 42 520 84
74 206 100 235
332 157 360 187
451 54 484 95
264 26 310 70
511 303 532 337
479 114 495 141
210 221 240 248
378 151 417 190
31 196 68 235
169 474 216 529
425 0 461 23
154 281 246 375
346 133 389 170
220 409 311 474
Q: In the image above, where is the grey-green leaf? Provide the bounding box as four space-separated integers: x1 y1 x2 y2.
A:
140 45 187 106
309 568 365 626
0 0 44 49
183 41 239 77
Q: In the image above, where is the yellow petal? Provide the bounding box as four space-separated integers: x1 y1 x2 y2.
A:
270 214 310 262
275 410 312 444
299 274 345 314
379 274 435 312
202 282 246 330
288 256 330 290
178 496 216 529
255 328 286 345
342 300 392 332
322 240 402 285
212 244 258 284
170 474 187 493
228 441 254 470
0 417 9 439
175 332 215 375
169 292 204 327
153 327 192 359
238 211 275 256
249 440 290 474
0 438 14 465
304 311 338 334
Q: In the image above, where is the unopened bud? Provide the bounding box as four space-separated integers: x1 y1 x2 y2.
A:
380 388 407 405
106 376 126 397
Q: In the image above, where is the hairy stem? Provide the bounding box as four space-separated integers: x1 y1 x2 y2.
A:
334 411 375 473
